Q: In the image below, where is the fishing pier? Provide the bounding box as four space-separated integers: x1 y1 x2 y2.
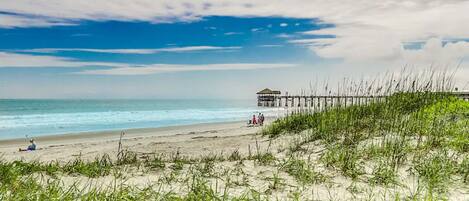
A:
257 88 469 109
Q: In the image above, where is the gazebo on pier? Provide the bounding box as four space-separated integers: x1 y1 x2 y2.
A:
257 88 281 107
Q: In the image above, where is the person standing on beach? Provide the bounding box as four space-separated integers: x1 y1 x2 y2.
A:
258 113 262 125
259 113 265 126
252 114 257 125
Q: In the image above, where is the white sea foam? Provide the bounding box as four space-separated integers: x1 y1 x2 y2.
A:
0 106 284 139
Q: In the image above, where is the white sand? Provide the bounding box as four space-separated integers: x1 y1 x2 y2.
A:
0 121 271 162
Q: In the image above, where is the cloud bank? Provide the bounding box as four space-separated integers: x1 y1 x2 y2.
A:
0 52 123 68
77 63 295 75
1 0 469 74
17 46 241 54
0 51 294 74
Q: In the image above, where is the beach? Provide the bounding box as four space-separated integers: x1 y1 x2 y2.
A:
0 119 374 200
1 111 468 200
0 120 271 162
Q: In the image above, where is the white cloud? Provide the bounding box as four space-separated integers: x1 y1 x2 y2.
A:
0 52 124 68
157 46 241 52
276 33 293 38
280 23 288 27
17 46 242 54
77 63 296 75
224 32 243 35
302 36 469 64
251 28 262 32
0 51 295 75
0 14 75 28
288 38 328 44
258 44 283 47
1 0 469 64
401 38 469 65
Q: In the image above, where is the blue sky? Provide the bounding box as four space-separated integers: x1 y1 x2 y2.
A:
0 1 468 98
0 17 330 65
0 17 336 99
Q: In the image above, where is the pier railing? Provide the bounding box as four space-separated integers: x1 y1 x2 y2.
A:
273 95 387 111
260 91 469 112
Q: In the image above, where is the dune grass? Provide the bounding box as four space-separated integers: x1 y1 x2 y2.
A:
281 155 326 185
261 72 468 198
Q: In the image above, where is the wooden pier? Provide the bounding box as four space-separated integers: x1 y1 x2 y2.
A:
256 88 281 107
257 88 469 109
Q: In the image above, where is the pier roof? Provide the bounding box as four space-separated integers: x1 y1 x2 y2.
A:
257 88 281 95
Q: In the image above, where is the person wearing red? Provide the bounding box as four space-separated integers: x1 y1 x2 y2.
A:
252 115 257 125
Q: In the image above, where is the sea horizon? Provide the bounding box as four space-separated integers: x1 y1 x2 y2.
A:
0 99 282 140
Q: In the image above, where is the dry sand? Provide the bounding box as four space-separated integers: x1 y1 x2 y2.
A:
0 121 269 162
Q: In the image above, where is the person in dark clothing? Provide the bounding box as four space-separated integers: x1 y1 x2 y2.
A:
19 139 36 152
259 113 265 126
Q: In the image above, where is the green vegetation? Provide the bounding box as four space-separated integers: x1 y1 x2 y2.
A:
266 171 285 191
321 145 363 179
143 154 166 170
281 156 326 185
63 154 114 177
412 152 456 193
262 76 469 198
368 159 397 186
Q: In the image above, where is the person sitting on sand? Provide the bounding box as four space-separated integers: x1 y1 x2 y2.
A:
19 139 36 152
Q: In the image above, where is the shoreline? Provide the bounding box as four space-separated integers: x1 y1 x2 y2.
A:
0 107 285 143
0 120 271 162
0 120 248 147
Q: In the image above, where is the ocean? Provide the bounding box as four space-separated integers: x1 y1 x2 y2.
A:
0 99 282 140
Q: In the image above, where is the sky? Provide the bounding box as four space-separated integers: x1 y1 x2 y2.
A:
0 0 468 99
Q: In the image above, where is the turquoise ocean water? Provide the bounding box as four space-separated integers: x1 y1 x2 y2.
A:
0 99 281 140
